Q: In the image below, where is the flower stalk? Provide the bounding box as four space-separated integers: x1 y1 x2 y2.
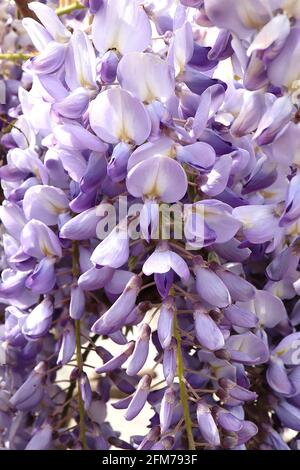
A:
173 311 195 450
72 241 87 450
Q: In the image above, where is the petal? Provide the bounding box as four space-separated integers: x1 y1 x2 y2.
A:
60 208 100 240
91 222 129 269
268 27 300 88
247 14 290 57
22 18 52 51
195 266 231 308
92 0 151 55
126 156 187 203
26 42 65 75
223 305 258 328
66 30 96 90
126 323 151 376
90 88 151 145
22 298 53 339
194 309 225 351
237 289 287 328
197 400 220 446
21 220 62 259
125 375 151 421
160 387 175 433
23 185 69 226
226 332 269 365
200 154 232 196
176 142 216 171
25 424 52 450
118 52 175 103
157 297 175 349
96 342 135 373
216 269 256 302
53 88 90 119
232 204 279 244
254 96 294 146
25 257 56 293
29 2 71 43
54 123 108 152
267 357 294 395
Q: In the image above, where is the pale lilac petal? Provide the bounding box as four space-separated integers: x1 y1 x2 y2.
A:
90 88 151 145
91 221 129 269
216 269 256 302
267 357 294 396
53 123 108 152
158 297 175 349
197 400 220 447
226 332 269 365
232 204 279 244
92 0 152 55
126 156 187 203
237 290 287 328
194 308 225 351
195 266 231 308
176 142 216 171
125 375 151 421
200 154 232 196
23 185 69 226
118 52 175 102
29 2 71 43
21 220 62 259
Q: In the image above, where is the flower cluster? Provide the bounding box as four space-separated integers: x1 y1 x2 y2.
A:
1 0 300 451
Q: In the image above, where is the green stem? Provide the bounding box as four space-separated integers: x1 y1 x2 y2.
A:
75 319 88 450
56 2 85 16
72 241 87 450
174 313 196 450
0 52 35 61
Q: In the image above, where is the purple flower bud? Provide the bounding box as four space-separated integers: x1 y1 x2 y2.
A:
163 339 177 385
107 142 132 182
10 362 46 411
158 296 175 349
91 275 142 334
79 372 92 410
215 408 243 432
223 305 258 328
25 424 52 450
194 306 225 351
215 268 255 302
137 426 161 450
98 50 119 84
126 324 151 376
57 323 76 365
125 375 152 421
160 387 175 433
96 341 135 373
70 286 85 320
25 257 56 293
197 400 220 447
91 219 129 269
151 436 174 450
22 298 53 339
194 264 231 308
78 266 114 291
219 378 257 402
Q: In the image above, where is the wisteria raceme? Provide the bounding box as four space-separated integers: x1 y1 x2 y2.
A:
1 0 300 452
